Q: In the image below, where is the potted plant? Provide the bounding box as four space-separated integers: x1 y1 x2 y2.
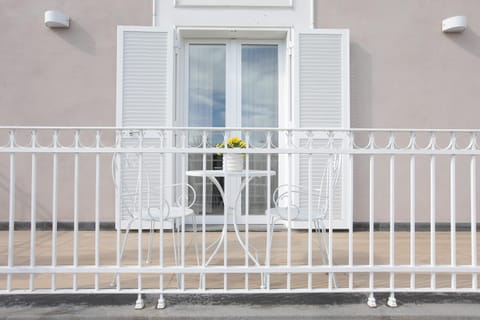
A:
216 136 247 172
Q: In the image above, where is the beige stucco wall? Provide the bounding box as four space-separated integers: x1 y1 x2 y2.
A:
317 0 480 129
0 0 151 126
1 0 479 224
0 0 151 222
317 0 480 222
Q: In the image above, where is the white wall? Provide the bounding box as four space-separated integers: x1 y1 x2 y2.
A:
155 0 311 29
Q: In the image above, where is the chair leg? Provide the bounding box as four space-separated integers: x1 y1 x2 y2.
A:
146 220 154 264
267 216 276 264
171 219 182 288
263 215 276 289
192 214 200 266
314 220 328 266
111 220 134 287
316 219 337 288
190 214 203 290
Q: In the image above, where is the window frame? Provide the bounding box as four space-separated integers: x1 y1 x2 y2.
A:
178 38 287 129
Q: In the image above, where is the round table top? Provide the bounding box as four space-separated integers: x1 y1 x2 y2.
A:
186 169 276 178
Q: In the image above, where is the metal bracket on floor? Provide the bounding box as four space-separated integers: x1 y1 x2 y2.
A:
367 293 377 308
135 294 145 310
387 293 398 308
157 294 166 309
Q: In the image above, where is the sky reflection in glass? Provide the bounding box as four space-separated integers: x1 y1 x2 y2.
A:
242 45 278 129
188 44 226 128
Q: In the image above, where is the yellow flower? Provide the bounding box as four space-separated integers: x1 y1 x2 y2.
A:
217 136 247 152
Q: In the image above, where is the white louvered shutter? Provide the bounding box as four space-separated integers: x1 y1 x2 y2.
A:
116 27 174 229
294 30 350 229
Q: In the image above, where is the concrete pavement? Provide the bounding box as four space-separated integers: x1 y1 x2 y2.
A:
1 293 480 319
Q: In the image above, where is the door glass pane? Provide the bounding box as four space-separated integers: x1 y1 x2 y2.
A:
188 44 226 215
188 44 226 128
241 44 279 215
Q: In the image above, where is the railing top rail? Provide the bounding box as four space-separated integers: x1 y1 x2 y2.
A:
1 126 480 133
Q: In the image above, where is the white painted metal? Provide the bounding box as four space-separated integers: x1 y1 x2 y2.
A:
29 130 37 291
389 153 395 306
410 155 416 289
430 153 436 290
51 130 58 291
7 130 15 292
368 154 375 307
95 130 101 290
471 154 478 290
451 155 457 289
0 127 479 307
73 130 79 291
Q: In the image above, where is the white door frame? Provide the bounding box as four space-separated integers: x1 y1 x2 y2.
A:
177 35 287 225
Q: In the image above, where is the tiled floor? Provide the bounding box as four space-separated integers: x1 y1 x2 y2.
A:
0 230 478 291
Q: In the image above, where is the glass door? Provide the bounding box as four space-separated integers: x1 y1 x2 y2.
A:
240 44 279 221
185 40 280 224
187 44 227 217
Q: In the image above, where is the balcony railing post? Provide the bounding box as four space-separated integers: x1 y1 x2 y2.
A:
73 129 80 291
94 129 101 290
450 132 457 289
471 148 478 290
430 132 437 290
367 131 376 307
7 129 16 292
135 129 144 310
388 131 397 307
51 129 59 290
409 130 416 290
30 129 37 291
307 130 313 289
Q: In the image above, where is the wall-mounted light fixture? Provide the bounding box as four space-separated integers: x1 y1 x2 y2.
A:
442 16 467 33
44 10 70 28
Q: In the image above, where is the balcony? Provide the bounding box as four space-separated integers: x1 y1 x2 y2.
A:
0 127 479 308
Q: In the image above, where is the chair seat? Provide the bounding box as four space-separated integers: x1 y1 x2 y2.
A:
146 207 195 221
266 207 325 221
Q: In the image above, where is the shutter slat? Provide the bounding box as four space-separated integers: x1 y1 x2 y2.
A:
117 28 173 229
295 30 349 229
298 33 343 128
121 30 171 127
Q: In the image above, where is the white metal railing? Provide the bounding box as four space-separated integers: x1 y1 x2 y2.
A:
0 127 479 309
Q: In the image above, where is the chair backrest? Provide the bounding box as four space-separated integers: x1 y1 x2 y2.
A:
272 154 342 219
112 152 151 219
113 152 196 222
315 154 343 218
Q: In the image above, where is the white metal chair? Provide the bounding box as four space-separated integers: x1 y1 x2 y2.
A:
265 154 342 286
112 153 199 285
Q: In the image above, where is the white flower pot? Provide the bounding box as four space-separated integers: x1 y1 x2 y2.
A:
223 154 243 172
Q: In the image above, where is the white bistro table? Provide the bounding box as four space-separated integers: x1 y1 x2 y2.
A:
186 169 275 270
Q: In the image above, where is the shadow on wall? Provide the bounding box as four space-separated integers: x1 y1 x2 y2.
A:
349 42 372 128
446 28 480 58
0 171 51 222
50 19 96 55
